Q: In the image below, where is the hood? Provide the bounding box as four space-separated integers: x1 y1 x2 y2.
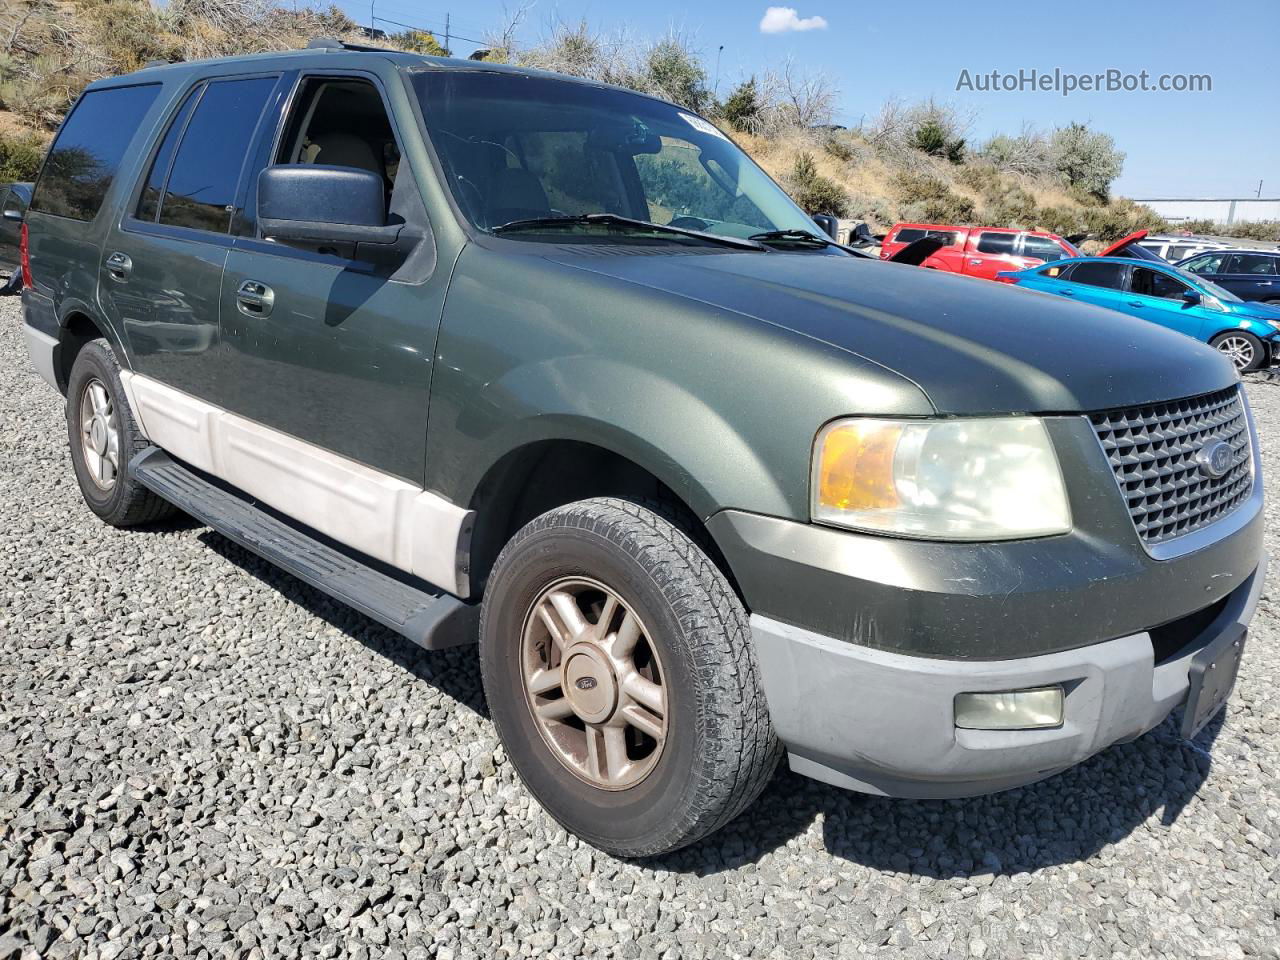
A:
551 250 1237 414
1097 230 1166 262
1230 300 1280 322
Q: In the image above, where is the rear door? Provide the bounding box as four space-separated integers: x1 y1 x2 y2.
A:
99 73 283 395
1215 253 1279 302
1059 260 1131 312
962 230 1021 280
217 69 445 485
0 188 21 273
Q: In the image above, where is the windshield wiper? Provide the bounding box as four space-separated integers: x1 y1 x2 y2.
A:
492 213 764 251
748 228 875 258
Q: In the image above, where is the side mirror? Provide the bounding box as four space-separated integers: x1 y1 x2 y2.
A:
1182 289 1202 305
257 165 401 245
2 207 22 221
811 213 838 239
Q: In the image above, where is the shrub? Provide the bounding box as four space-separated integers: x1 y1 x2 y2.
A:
980 128 1052 177
643 35 711 112
787 152 849 216
893 170 951 206
1049 122 1124 200
720 77 762 133
908 118 965 164
0 131 48 182
392 30 449 56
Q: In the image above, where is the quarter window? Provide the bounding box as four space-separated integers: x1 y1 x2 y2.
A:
156 77 277 234
1069 261 1126 289
30 84 160 221
1022 236 1069 262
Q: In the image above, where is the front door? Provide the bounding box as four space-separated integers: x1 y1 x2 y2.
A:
1126 266 1206 339
216 71 447 485
100 74 283 397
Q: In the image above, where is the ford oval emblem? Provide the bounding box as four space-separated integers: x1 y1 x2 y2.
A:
575 677 598 691
1195 440 1233 479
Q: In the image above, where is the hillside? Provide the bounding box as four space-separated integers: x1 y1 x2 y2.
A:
2 0 1274 244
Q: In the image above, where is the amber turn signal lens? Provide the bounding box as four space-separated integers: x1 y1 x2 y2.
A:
814 421 901 512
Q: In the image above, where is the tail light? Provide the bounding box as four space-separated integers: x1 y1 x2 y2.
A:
19 221 31 289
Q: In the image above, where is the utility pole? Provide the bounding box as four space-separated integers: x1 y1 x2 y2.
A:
445 13 451 57
369 0 374 34
714 45 724 96
1259 179 1264 199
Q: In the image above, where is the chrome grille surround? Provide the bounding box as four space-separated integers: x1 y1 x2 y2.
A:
1090 386 1253 548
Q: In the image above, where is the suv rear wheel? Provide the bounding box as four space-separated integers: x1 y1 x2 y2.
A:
479 498 778 857
66 338 176 527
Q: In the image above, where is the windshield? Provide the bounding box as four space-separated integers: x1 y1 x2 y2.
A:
411 70 818 242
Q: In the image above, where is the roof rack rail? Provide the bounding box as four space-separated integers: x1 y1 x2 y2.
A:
307 36 397 53
143 59 170 68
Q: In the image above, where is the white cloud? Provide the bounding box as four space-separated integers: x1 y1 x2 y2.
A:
759 6 829 33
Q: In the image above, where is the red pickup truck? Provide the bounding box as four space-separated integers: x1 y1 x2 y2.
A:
880 223 1082 282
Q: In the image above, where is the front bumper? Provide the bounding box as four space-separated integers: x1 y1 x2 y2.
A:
750 551 1264 798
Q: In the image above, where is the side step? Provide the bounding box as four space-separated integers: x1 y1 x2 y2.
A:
132 447 478 650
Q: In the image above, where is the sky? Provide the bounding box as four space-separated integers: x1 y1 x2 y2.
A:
336 0 1279 199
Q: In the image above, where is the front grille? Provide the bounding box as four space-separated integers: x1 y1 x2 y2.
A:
1090 387 1252 547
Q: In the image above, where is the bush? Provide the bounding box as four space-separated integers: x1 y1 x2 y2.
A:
893 171 951 205
787 152 849 216
1049 122 1124 200
0 131 47 182
643 35 711 112
979 128 1052 177
908 118 965 164
719 77 762 133
391 30 449 56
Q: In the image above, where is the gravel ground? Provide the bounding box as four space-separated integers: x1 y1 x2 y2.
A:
2 296 1279 960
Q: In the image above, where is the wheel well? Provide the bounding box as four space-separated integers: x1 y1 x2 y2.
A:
55 313 105 394
467 440 737 599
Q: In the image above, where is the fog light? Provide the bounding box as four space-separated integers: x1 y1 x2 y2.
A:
954 686 1064 730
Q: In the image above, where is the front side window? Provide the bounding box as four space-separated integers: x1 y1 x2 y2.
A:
1070 261 1126 289
1182 252 1228 275
155 77 277 233
31 84 160 221
412 71 815 242
976 232 1017 255
1227 253 1278 276
1131 267 1190 300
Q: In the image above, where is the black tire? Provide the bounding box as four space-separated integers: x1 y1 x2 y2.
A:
66 338 176 527
1209 330 1265 373
479 497 779 857
0 267 20 295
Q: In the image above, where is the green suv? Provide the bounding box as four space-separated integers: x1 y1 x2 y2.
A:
21 42 1265 856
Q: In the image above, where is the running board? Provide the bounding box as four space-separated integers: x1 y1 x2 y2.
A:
131 447 478 650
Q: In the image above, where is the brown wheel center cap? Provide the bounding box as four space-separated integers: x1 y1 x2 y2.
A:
561 645 618 724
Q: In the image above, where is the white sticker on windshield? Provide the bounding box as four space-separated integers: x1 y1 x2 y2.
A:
679 112 729 140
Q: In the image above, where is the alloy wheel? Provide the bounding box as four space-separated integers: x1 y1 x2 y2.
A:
1215 336 1256 371
79 377 120 490
520 577 668 790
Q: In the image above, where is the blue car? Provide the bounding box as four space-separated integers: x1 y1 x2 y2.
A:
1001 256 1280 371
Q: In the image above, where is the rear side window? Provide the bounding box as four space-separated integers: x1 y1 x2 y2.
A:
893 227 959 246
1182 252 1228 275
1227 253 1278 275
137 88 200 222
155 77 277 234
1070 261 1126 289
31 84 160 221
976 231 1016 255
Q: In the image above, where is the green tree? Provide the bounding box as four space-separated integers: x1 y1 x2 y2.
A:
720 77 762 133
393 30 449 57
1049 122 1124 200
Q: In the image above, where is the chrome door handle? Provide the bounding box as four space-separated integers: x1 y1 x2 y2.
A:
105 251 132 281
236 279 274 317
969 259 983 265
1259 281 1273 286
1057 288 1075 295
1127 300 1144 307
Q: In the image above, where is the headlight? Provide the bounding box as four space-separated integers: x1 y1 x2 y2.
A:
811 417 1071 540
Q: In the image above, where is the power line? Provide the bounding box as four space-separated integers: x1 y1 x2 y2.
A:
370 15 486 47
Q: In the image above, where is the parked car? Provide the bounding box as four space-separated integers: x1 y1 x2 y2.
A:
1177 249 1280 306
0 182 31 294
879 222 1081 281
1136 234 1222 263
21 44 1265 857
1001 256 1280 371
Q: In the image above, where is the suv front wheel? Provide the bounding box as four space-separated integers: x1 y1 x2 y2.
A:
479 498 778 857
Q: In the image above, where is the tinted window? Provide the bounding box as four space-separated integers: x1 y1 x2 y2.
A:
976 231 1016 255
894 228 925 244
136 88 200 222
1227 253 1278 275
1022 235 1069 262
30 84 159 221
1131 267 1190 300
1166 245 1194 261
1070 261 1126 289
1182 252 1228 274
157 77 276 233
895 228 959 246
